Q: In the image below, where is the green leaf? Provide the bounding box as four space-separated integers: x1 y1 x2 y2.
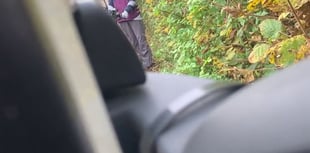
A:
248 63 258 70
280 35 306 51
259 19 283 41
254 10 269 16
248 43 271 63
279 51 296 67
263 64 276 77
238 17 246 27
277 35 307 67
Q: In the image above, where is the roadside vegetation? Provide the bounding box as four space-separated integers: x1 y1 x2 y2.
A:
139 0 310 83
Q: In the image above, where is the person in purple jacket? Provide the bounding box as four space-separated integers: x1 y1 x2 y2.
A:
108 0 153 70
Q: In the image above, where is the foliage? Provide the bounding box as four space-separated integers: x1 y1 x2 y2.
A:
248 43 271 63
247 0 309 12
139 0 310 83
267 35 309 67
259 19 282 41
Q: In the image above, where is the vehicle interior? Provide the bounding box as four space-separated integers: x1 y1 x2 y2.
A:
0 0 309 153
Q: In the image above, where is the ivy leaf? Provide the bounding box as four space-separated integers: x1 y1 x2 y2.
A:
259 19 283 41
248 43 271 63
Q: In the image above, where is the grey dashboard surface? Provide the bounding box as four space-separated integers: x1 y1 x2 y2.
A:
105 73 214 153
106 72 215 128
158 60 310 153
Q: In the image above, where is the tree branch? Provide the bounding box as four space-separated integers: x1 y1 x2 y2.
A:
287 0 309 39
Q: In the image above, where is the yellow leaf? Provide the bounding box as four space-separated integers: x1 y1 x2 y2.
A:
225 47 236 60
186 14 194 22
268 50 277 64
191 21 198 28
220 29 227 37
248 43 271 63
247 0 261 11
296 44 310 60
167 41 175 47
146 0 152 4
261 0 273 7
278 12 290 20
163 27 170 33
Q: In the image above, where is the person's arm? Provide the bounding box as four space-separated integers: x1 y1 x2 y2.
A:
124 0 137 13
121 0 137 18
108 0 116 11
